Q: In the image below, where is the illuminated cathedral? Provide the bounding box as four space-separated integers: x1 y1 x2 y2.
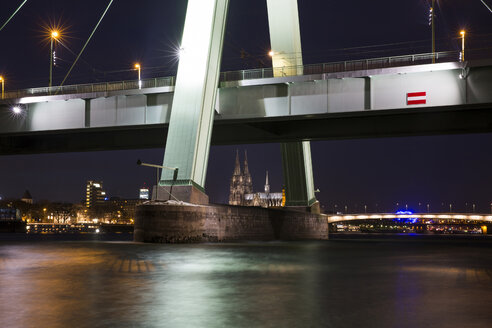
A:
229 151 283 208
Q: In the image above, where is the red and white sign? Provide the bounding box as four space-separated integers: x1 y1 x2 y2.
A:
407 92 427 105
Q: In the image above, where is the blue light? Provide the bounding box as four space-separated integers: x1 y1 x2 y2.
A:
396 210 414 215
104 197 109 201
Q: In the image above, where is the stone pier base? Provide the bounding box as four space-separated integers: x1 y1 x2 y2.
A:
134 202 329 243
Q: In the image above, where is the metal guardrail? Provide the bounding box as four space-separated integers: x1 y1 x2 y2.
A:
1 50 461 100
219 50 461 82
3 76 175 100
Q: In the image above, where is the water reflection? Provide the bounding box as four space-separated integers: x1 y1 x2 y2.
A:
0 239 491 327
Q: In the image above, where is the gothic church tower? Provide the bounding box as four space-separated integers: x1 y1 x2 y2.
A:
229 150 244 205
243 151 253 195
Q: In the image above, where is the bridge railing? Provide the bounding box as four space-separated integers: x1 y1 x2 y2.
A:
3 76 175 100
1 50 463 100
219 50 461 82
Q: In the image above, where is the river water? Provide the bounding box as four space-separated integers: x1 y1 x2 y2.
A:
0 235 491 328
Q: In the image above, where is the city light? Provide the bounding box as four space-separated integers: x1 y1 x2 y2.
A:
0 75 4 99
460 30 466 62
134 63 142 89
11 106 22 114
49 30 61 89
430 0 436 63
268 50 275 57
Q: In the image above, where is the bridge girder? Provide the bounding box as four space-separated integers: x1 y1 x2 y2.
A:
2 103 492 155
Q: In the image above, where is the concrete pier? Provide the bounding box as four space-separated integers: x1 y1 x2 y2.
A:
134 202 329 243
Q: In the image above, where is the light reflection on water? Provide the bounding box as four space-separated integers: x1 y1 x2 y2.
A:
0 238 491 328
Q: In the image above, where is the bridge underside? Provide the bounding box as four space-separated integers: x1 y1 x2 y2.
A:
1 102 491 155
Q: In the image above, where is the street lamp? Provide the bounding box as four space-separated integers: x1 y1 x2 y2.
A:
460 30 466 62
134 63 142 89
49 30 60 89
430 0 436 63
0 76 4 99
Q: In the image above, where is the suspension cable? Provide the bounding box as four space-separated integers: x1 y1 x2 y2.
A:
56 0 114 93
0 0 28 32
480 0 492 13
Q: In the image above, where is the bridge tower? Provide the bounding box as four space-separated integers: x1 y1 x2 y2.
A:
266 0 318 211
158 0 229 203
158 0 316 209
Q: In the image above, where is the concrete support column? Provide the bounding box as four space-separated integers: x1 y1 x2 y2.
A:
364 77 372 110
159 0 229 203
267 0 316 209
281 141 316 207
266 0 304 75
84 99 91 128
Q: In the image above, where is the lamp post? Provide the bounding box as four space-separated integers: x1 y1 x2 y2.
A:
460 30 466 62
0 76 4 99
135 63 141 89
430 0 436 63
49 30 59 89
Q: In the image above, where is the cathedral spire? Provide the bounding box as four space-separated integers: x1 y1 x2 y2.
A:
243 149 253 194
233 149 241 175
264 171 270 194
244 150 250 175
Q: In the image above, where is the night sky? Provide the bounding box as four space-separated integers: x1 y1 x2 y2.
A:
1 0 492 212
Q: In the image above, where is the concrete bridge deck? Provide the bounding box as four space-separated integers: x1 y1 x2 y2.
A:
1 54 492 155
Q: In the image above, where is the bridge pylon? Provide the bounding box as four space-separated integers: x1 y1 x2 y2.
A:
157 0 230 204
157 0 316 207
267 0 318 211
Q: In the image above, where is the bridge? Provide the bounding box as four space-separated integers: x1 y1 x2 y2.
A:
2 0 492 210
327 213 492 224
2 52 492 154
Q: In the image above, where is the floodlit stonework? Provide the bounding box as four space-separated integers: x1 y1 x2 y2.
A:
229 151 282 208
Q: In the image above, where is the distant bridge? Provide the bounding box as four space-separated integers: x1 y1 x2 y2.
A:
327 213 492 224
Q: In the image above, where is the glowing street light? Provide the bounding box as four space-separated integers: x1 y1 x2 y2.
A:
460 30 466 62
430 0 436 63
0 76 4 99
268 50 275 57
49 30 60 89
12 106 22 114
134 63 142 89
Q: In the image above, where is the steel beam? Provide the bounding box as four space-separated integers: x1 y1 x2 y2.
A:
2 103 492 155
